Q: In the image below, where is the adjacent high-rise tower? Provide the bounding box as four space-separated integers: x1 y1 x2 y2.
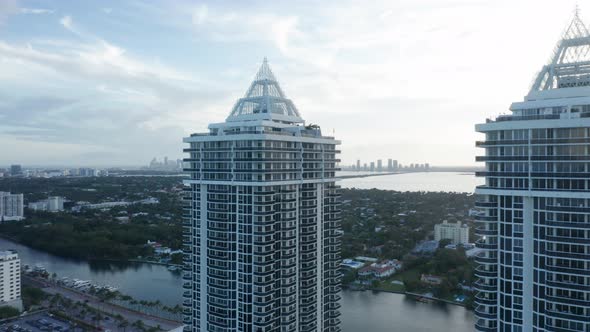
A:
183 59 342 332
475 11 590 332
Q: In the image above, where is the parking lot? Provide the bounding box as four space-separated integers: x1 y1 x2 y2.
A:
0 311 85 332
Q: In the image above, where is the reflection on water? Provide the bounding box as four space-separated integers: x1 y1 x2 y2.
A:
341 290 475 332
87 260 142 273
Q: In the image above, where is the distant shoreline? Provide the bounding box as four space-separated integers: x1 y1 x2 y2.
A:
337 170 477 180
336 172 401 179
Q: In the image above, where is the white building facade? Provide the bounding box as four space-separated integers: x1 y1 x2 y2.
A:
0 192 24 221
182 59 342 332
0 250 22 310
29 196 64 212
434 220 469 245
475 13 590 332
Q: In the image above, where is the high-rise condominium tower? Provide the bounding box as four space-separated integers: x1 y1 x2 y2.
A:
183 59 342 332
0 250 22 310
0 192 24 221
475 13 590 332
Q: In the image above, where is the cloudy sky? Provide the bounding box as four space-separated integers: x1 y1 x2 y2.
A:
0 0 584 167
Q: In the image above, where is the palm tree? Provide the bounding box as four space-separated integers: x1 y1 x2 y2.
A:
49 294 60 308
139 300 148 313
118 320 129 332
133 319 145 332
93 312 103 328
130 300 138 311
120 295 133 302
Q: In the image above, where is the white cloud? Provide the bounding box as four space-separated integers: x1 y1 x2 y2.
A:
170 0 582 165
59 15 75 32
192 4 208 25
0 16 221 165
0 0 586 166
20 8 55 15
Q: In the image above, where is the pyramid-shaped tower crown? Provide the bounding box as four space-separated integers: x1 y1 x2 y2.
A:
227 58 303 123
530 8 590 93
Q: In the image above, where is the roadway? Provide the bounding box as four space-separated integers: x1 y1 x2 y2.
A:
24 276 182 331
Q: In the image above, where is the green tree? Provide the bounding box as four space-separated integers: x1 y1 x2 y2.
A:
118 320 129 332
434 279 452 299
402 276 420 292
438 238 452 248
0 306 20 319
341 270 358 285
22 287 47 307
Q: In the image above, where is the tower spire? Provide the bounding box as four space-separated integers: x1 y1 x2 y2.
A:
227 58 303 123
563 4 589 39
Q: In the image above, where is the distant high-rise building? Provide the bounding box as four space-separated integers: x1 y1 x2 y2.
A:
27 201 44 211
148 157 182 172
29 197 64 212
0 192 24 221
425 163 430 170
356 159 361 171
434 220 469 245
377 159 383 172
78 168 98 177
183 59 342 332
0 250 22 310
370 161 375 172
48 197 64 211
387 159 393 171
475 12 590 332
392 160 398 170
9 165 21 177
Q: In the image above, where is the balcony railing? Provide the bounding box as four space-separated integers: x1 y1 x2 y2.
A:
475 319 497 332
474 266 497 278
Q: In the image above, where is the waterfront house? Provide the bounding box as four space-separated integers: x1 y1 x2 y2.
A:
383 259 403 270
373 265 396 278
358 261 399 279
421 274 443 285
358 265 374 278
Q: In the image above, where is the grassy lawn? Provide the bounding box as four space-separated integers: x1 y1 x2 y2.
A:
367 267 423 293
374 280 405 292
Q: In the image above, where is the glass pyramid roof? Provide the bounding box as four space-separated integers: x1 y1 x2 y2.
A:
530 8 590 92
227 58 303 123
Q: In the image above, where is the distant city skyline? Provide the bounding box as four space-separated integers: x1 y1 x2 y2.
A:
0 0 585 166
